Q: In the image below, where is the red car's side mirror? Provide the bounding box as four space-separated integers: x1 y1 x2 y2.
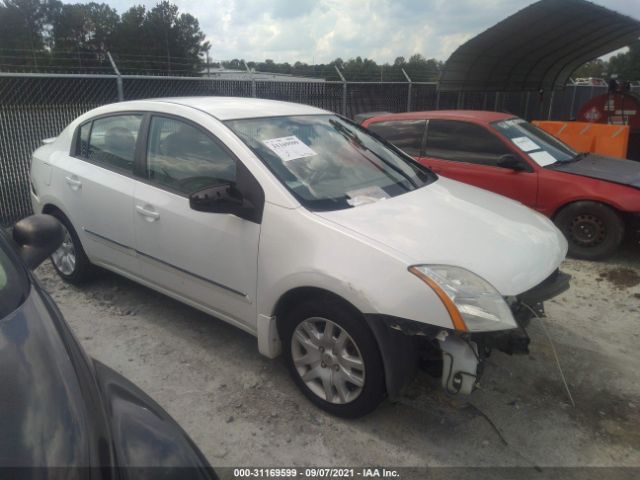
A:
497 154 531 172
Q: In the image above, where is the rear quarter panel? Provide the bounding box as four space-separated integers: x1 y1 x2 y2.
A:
30 127 74 214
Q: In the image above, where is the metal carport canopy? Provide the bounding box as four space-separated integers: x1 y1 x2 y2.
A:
438 0 640 92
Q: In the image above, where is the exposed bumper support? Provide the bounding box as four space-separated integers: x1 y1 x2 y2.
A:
367 269 571 396
472 327 531 356
438 334 479 394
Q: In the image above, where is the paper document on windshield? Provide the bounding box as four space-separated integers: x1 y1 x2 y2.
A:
529 151 557 166
511 136 540 152
263 135 317 162
346 186 390 207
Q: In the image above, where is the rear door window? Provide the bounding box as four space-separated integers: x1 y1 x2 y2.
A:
367 120 426 156
425 120 511 166
85 115 143 172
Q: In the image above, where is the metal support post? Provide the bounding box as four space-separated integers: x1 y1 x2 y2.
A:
106 51 124 102
335 65 347 116
402 68 412 112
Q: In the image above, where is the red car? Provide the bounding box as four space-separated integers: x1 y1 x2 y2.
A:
361 111 640 260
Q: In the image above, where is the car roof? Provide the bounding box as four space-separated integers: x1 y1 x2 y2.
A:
364 110 516 124
123 96 330 121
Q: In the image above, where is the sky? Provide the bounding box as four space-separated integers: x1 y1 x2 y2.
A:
63 0 640 64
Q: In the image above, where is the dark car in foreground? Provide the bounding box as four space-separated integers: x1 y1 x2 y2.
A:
362 111 640 260
0 214 216 478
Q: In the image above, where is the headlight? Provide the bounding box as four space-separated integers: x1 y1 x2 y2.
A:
408 265 517 332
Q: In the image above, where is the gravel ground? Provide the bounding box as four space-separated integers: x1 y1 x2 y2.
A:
35 244 640 470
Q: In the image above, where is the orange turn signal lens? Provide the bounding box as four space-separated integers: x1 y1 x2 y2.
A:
408 266 468 332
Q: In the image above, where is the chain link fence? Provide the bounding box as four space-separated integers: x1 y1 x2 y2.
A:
1 72 636 226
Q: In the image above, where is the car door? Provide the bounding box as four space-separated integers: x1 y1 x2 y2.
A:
418 119 538 208
133 114 260 329
56 113 142 274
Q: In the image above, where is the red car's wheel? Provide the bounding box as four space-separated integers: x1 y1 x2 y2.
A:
554 201 625 260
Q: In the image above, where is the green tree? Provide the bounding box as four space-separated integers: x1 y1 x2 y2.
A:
404 54 441 81
50 2 119 69
608 40 640 81
572 59 608 79
0 0 210 74
0 0 51 67
120 1 209 74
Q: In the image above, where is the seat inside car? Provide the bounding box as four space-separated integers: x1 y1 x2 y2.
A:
91 126 136 170
150 126 236 188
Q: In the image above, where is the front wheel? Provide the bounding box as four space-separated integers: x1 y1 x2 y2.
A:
554 201 625 260
281 299 385 418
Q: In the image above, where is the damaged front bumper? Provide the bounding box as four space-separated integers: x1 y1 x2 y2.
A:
438 269 571 394
368 269 571 397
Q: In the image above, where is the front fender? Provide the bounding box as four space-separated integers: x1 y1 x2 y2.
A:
263 270 377 319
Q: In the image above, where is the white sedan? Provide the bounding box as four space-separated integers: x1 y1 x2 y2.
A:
30 97 569 417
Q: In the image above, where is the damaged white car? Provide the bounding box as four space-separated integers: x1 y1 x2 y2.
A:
30 97 570 417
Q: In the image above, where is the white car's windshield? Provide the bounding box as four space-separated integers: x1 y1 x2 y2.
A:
226 115 435 211
492 118 578 166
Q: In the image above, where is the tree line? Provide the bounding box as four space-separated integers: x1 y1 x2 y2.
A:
0 0 210 74
0 0 442 80
571 40 640 83
220 55 443 82
1 0 637 81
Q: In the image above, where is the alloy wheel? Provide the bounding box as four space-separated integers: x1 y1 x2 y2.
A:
51 224 76 275
291 317 365 404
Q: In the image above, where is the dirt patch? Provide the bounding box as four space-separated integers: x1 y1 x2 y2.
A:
599 268 640 289
533 378 640 450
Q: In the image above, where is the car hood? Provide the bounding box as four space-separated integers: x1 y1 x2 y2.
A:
315 177 567 296
546 153 640 188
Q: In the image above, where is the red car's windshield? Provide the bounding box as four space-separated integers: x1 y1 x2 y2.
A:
492 118 577 166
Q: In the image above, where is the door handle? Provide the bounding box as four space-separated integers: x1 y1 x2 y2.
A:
65 176 82 189
136 204 160 221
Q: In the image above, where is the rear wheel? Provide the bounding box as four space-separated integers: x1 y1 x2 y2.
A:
281 298 385 418
554 201 624 260
48 210 95 284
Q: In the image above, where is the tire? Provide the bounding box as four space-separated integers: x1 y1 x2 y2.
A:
281 297 386 418
554 201 625 260
48 210 95 284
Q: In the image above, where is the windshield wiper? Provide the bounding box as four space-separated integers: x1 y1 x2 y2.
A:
568 152 588 163
329 119 418 189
